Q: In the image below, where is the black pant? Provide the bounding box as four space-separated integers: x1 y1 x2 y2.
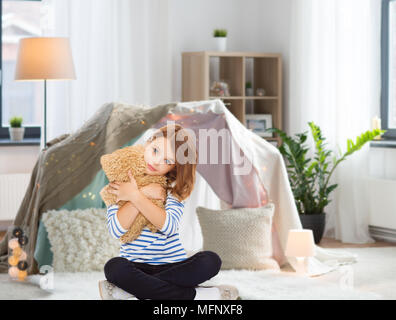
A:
104 251 222 300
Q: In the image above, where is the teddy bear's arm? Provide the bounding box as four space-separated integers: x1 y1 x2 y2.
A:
118 195 166 244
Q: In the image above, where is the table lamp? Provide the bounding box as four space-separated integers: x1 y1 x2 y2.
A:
14 37 76 149
285 229 315 275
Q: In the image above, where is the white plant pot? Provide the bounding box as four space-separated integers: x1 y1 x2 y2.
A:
214 37 227 52
9 127 25 141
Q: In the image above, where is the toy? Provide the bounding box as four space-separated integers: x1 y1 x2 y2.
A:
100 144 168 243
7 226 29 281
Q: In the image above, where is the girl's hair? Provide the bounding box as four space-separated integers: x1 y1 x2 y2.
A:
148 124 197 202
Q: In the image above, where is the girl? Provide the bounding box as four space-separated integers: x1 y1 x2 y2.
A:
99 123 239 300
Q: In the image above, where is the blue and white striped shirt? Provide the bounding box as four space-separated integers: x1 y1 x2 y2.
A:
106 192 188 264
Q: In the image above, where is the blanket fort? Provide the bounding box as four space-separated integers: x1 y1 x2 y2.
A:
0 99 357 276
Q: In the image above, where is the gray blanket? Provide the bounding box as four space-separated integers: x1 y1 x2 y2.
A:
0 102 175 274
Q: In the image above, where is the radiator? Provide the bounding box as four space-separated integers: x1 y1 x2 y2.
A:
0 173 31 223
369 225 396 243
366 177 396 241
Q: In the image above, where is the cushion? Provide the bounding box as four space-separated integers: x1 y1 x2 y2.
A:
42 208 119 272
196 203 280 270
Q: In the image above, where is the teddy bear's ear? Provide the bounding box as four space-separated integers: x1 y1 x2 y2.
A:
100 154 109 166
100 152 121 180
100 155 110 170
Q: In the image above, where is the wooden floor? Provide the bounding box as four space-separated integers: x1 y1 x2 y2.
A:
0 230 395 248
318 237 396 248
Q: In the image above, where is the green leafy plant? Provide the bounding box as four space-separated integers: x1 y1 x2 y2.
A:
267 123 385 215
9 116 23 128
213 29 227 37
246 81 252 89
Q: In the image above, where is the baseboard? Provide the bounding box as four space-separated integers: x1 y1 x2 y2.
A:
0 220 13 232
369 225 396 243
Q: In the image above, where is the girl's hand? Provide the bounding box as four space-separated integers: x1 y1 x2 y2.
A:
108 170 139 202
140 183 166 201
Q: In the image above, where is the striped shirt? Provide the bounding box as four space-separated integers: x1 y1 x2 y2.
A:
106 192 188 264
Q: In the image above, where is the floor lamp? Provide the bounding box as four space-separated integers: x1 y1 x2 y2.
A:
14 37 76 150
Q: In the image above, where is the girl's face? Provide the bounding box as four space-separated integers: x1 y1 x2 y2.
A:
144 136 176 176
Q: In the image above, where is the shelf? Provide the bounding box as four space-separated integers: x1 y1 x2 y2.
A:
182 51 282 132
209 56 243 96
221 99 245 124
251 99 281 130
182 51 281 58
245 57 280 97
264 137 279 141
209 96 244 100
209 96 278 100
244 96 278 100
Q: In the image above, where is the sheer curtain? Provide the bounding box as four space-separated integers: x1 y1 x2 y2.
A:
42 0 172 140
288 0 381 243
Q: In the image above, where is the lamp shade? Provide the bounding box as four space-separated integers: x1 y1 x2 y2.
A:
285 229 315 257
14 37 76 80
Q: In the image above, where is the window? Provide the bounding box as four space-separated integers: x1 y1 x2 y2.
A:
1 0 44 140
381 0 396 139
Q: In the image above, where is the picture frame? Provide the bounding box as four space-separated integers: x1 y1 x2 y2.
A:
245 114 273 137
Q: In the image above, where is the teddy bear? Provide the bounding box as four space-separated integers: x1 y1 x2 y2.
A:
99 144 168 244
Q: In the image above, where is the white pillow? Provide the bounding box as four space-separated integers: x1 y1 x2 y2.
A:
42 208 119 272
196 203 280 271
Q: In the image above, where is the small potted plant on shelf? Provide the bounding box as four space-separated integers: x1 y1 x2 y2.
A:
267 123 385 244
213 29 227 52
9 116 25 141
246 81 254 96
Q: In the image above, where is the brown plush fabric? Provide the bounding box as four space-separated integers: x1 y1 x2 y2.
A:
99 144 168 243
0 101 176 275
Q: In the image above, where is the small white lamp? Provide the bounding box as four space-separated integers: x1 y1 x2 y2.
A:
285 229 315 275
14 37 76 149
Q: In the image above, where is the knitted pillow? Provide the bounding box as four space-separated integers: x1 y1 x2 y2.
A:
42 208 119 272
196 203 280 270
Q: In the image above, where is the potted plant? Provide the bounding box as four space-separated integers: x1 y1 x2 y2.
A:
9 116 25 141
246 81 254 96
267 123 385 244
213 29 227 52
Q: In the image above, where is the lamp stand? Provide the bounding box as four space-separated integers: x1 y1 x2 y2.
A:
42 79 47 150
295 257 309 276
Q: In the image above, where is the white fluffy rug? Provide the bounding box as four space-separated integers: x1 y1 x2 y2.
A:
0 247 395 300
